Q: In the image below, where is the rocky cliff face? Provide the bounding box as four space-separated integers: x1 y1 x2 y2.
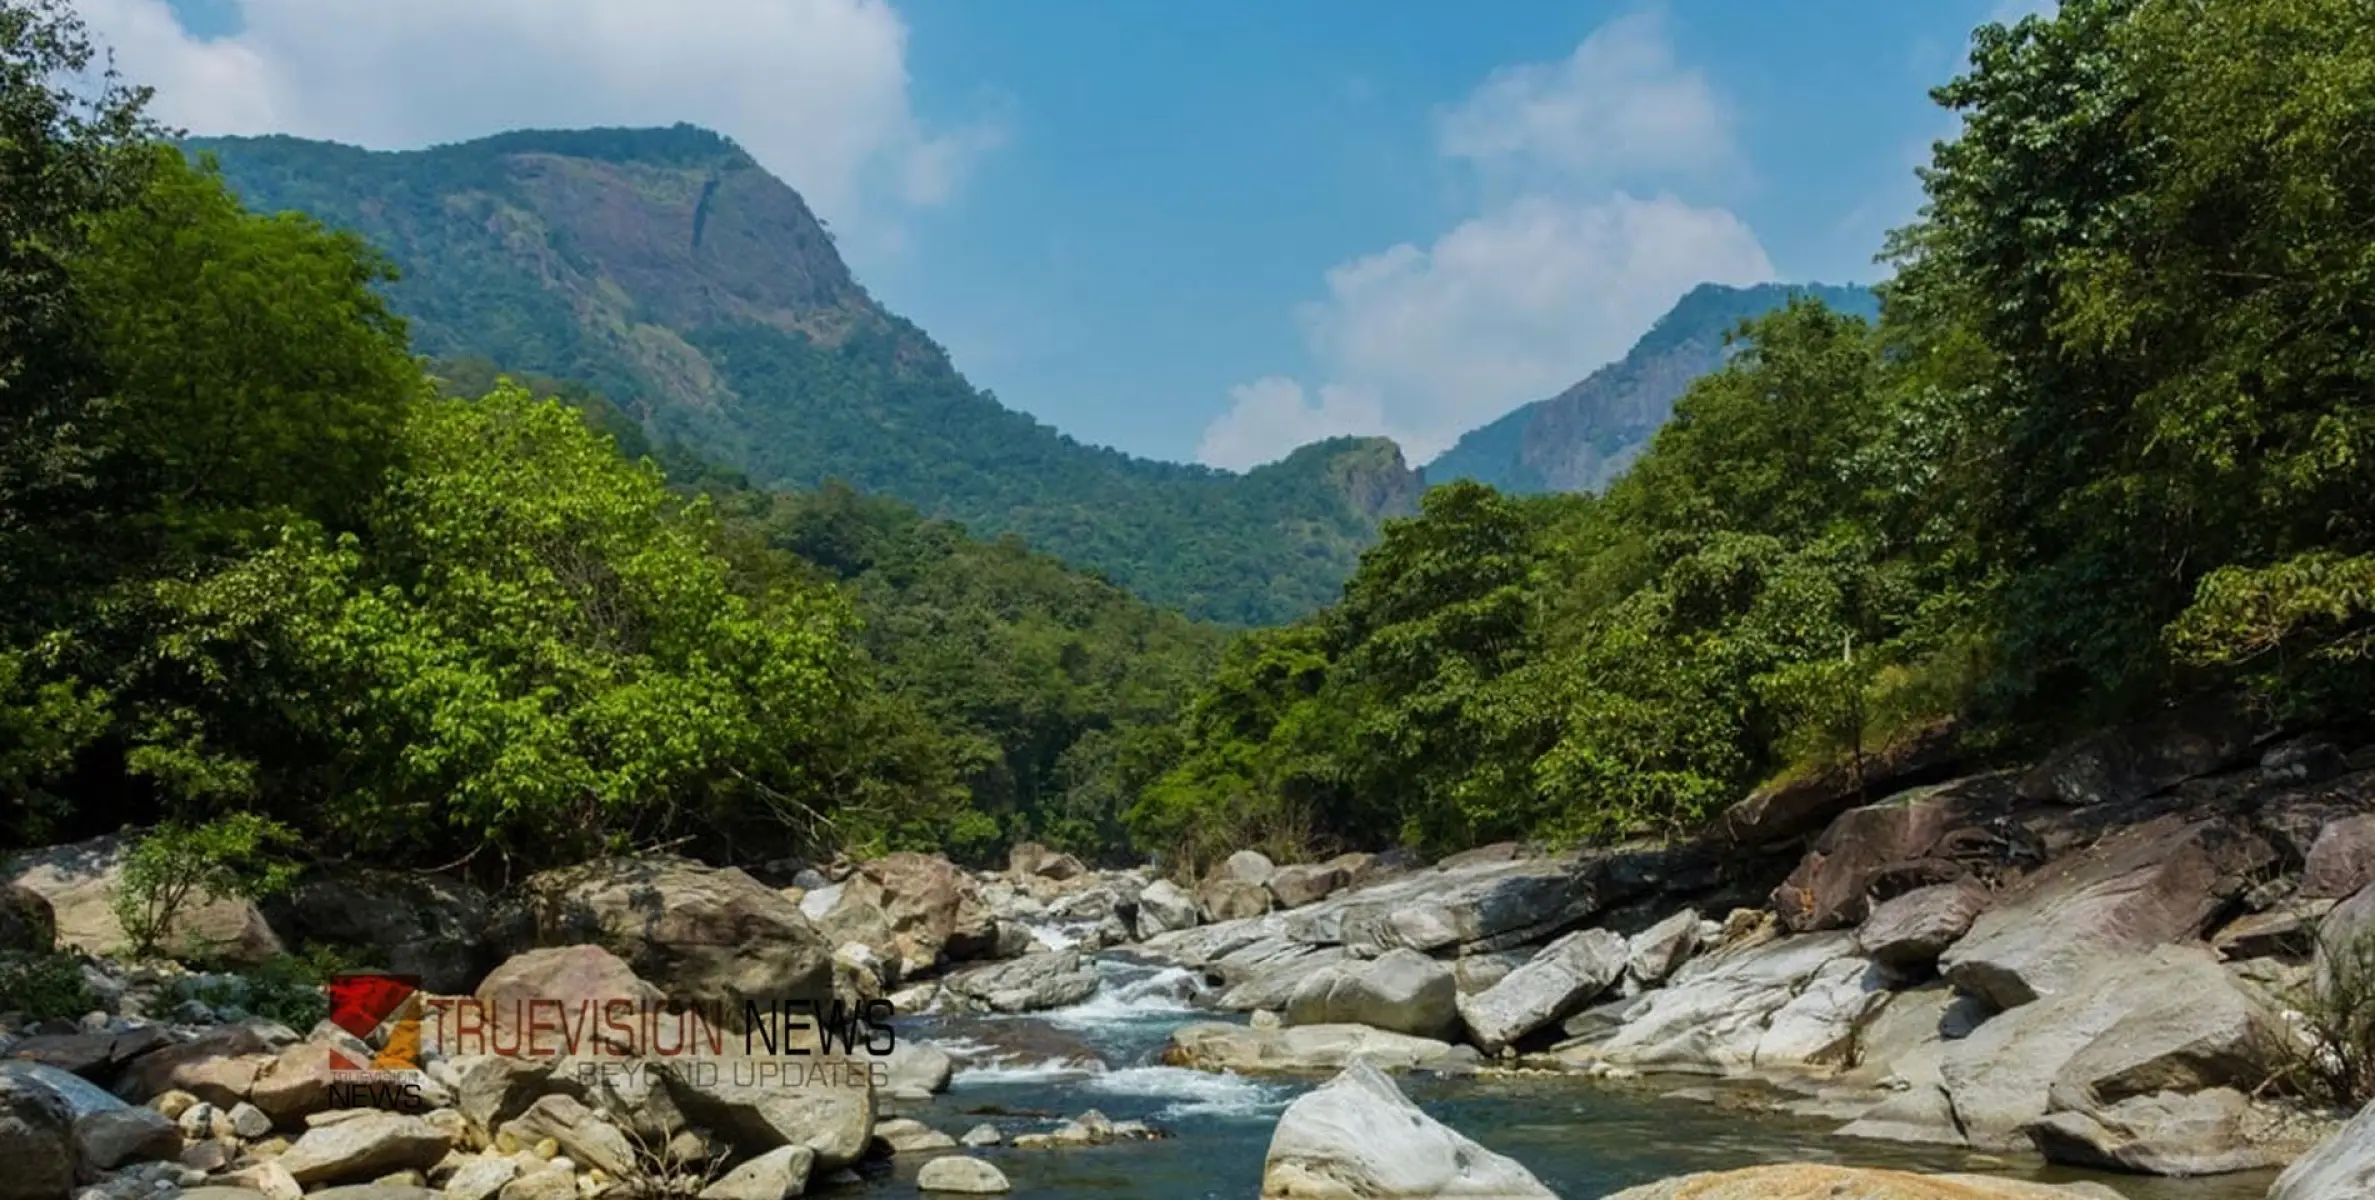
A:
1429 282 1882 495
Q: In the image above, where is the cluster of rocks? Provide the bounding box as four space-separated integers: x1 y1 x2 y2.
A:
1137 698 2375 1189
0 841 1184 1200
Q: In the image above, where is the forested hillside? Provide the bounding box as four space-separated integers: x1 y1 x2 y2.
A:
1131 0 2375 870
1426 282 1879 494
182 128 1420 625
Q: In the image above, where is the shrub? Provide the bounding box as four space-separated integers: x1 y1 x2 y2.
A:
2279 912 2375 1108
0 948 96 1022
111 814 301 960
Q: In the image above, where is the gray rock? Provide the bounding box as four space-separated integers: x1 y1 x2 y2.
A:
1199 877 1272 923
2271 1094 2375 1199
2024 1087 2281 1176
445 1054 551 1135
941 949 1101 1014
0 1072 76 1200
508 856 835 1014
871 1116 956 1153
1267 863 1348 910
1259 1059 1553 1197
1556 933 1875 1073
2304 814 2375 900
495 1094 634 1176
1857 880 1989 967
1941 815 2269 1008
915 1155 1010 1194
1165 1022 1472 1074
697 1144 814 1200
1134 879 1199 939
440 1155 519 1200
883 1040 954 1094
1284 948 1457 1039
72 1105 179 1168
959 1122 1001 1147
1006 842 1085 882
1218 946 1350 1011
277 1111 451 1185
1458 929 1626 1054
1625 909 1700 985
2015 692 2256 807
1218 850 1278 885
661 1052 875 1168
1450 950 1530 996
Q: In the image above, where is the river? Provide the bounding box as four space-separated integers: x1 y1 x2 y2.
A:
841 953 2279 1199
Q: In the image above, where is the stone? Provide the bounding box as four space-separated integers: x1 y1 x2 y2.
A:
941 949 1101 1014
695 1145 813 1200
1625 908 1700 985
0 885 55 954
246 1041 343 1125
1448 951 1528 996
1258 1059 1553 1198
438 1156 519 1200
2210 905 2326 961
810 853 999 977
113 1024 278 1106
2016 692 2256 807
226 1099 272 1138
0 1072 77 1200
1164 1023 1472 1074
2271 1093 2375 1199
959 1122 1000 1147
1217 850 1277 885
465 945 663 1060
261 871 494 995
72 1105 179 1168
1006 843 1085 882
661 1052 875 1169
1939 946 2284 1149
2303 814 2375 900
914 1156 1010 1195
1603 1165 2124 1199
6 1024 173 1079
495 1095 633 1177
882 1040 953 1095
1266 864 1347 911
220 1162 302 1200
2024 1087 2281 1176
1284 948 1457 1040
1319 855 1604 957
870 1116 956 1153
497 1169 575 1200
5 834 282 965
1941 814 2271 1009
1557 933 1877 1074
508 856 834 1015
1771 777 2008 932
1198 877 1271 923
1134 879 1199 939
446 1055 551 1135
278 1111 453 1185
1219 946 1350 1012
1458 929 1626 1054
1857 880 1990 967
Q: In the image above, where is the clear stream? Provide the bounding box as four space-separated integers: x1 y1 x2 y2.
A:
832 954 2278 1200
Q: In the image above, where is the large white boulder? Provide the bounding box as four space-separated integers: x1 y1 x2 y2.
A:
1259 1059 1554 1197
1457 928 1625 1054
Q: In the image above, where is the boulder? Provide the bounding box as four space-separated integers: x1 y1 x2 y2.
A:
1200 877 1272 923
113 1024 280 1105
2015 692 2256 807
495 1094 634 1176
2271 1094 2375 1200
442 1157 520 1200
915 1155 1011 1194
261 871 493 994
2024 1087 2282 1176
882 1040 954 1096
509 857 834 1013
941 949 1101 1014
818 853 1000 977
6 834 281 965
445 1054 551 1134
1220 946 1351 1012
1557 933 1879 1074
871 1115 956 1153
0 1073 76 1200
1939 945 2284 1149
1941 814 2270 1009
7 1024 172 1079
1284 948 1457 1040
1857 880 1990 967
466 944 663 1060
276 1111 451 1185
1258 1059 1553 1197
1450 950 1529 996
1604 1166 2123 1199
1164 1023 1472 1075
1317 855 1604 957
1218 849 1278 885
1457 929 1625 1054
1006 843 1085 882
73 1104 179 1168
1267 863 1348 910
2210 905 2325 961
1625 908 1700 986
662 1051 875 1168
2303 814 2375 900
1771 777 2009 932
1134 879 1200 939
1718 721 1964 848
697 1145 814 1200
0 885 54 953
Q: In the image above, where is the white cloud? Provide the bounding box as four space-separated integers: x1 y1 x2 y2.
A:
1201 11 1774 471
1437 10 1732 188
74 0 999 248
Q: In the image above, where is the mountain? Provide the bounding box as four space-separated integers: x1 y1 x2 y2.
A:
182 125 1420 626
1427 282 1882 494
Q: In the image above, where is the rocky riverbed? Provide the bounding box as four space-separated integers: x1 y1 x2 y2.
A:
7 696 2375 1197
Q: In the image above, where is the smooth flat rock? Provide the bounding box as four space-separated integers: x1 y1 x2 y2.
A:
1164 1022 1472 1074
1605 1165 2124 1199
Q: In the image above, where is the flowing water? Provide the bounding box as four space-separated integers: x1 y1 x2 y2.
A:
828 953 2280 1200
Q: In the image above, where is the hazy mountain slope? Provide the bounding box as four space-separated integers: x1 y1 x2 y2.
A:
184 126 1419 625
1428 282 1882 494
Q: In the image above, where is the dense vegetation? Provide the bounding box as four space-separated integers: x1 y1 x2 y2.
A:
0 1 1215 875
1427 282 1880 495
183 129 1421 627
1131 0 2375 870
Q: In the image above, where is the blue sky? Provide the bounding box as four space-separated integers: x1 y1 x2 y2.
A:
124 0 2038 467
